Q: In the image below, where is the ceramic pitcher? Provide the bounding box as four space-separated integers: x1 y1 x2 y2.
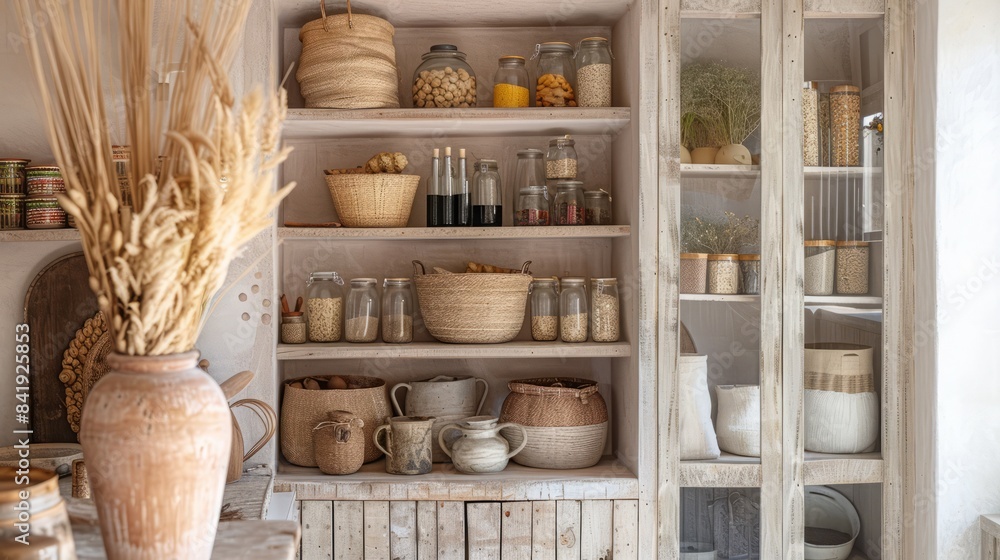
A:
390 375 489 418
373 416 434 475
438 416 528 474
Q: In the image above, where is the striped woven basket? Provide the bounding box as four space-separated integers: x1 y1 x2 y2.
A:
296 0 400 109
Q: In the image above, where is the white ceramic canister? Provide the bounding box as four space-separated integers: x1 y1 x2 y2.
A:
715 385 761 457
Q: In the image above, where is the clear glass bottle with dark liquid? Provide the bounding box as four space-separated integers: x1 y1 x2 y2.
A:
426 148 443 226
471 159 502 227
428 146 471 227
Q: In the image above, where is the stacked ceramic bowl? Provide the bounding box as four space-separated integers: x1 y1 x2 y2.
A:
0 158 29 230
25 166 67 229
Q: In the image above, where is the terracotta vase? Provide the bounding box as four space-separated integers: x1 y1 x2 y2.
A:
79 351 231 560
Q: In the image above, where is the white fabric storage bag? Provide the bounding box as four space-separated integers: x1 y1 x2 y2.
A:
679 354 720 460
715 384 761 457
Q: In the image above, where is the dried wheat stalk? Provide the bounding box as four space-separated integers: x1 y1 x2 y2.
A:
17 0 295 355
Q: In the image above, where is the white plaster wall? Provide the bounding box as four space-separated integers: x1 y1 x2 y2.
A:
926 0 1000 557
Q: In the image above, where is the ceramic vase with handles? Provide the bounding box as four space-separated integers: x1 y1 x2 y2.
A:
438 416 528 474
373 416 435 475
391 375 489 463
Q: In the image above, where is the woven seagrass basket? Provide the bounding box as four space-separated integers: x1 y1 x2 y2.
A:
325 173 419 227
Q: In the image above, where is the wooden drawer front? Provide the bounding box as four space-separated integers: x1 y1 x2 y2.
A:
298 499 638 560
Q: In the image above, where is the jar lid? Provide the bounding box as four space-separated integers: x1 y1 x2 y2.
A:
539 41 574 53
581 37 609 43
738 254 761 261
804 239 836 247
836 240 870 247
830 84 861 93
561 277 586 284
423 44 467 59
584 189 611 199
592 277 617 284
25 165 60 173
475 159 499 168
516 149 544 158
555 180 584 189
532 276 558 285
803 81 818 90
351 277 378 285
384 277 412 285
707 254 738 261
0 158 30 164
549 135 575 147
499 55 526 63
519 185 548 194
309 271 342 280
680 253 708 259
430 44 459 52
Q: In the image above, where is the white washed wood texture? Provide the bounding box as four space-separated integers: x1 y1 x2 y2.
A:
467 502 502 560
301 501 333 560
416 501 438 560
333 501 364 560
531 501 558 560
613 500 639 559
437 501 466 560
363 501 390 560
502 502 533 559
389 501 417 560
581 500 614 560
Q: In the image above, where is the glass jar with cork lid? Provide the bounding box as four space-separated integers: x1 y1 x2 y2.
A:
804 240 836 295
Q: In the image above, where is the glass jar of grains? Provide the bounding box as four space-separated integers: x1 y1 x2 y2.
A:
584 189 612 225
493 55 530 108
529 278 560 341
412 45 477 108
830 84 861 167
533 42 577 107
345 278 380 343
381 278 414 344
546 135 578 179
553 181 586 225
738 254 761 295
802 82 819 167
306 272 345 342
575 37 613 107
707 254 740 295
804 240 836 296
835 241 870 295
680 253 708 294
559 278 589 342
280 313 306 344
591 278 620 343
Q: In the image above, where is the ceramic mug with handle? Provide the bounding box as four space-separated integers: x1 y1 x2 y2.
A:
373 416 434 475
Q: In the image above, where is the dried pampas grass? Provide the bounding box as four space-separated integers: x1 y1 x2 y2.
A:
17 0 295 355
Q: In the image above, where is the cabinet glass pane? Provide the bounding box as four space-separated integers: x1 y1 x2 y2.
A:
678 15 763 556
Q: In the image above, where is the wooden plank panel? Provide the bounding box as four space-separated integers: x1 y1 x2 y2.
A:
466 502 501 560
983 533 996 560
416 501 438 560
658 0 683 557
613 500 639 560
390 501 417 560
364 501 390 560
301 501 333 560
581 500 614 560
437 501 466 560
333 501 364 560
556 500 582 560
531 501 557 560
501 502 532 559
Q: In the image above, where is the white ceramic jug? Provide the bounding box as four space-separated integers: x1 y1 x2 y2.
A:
438 416 527 474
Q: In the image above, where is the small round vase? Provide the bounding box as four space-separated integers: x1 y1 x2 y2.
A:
715 143 752 165
79 351 231 560
680 145 692 164
690 147 720 164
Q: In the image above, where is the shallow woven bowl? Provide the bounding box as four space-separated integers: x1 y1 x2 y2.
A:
325 174 419 227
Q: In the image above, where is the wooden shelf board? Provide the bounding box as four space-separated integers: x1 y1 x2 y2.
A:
805 295 883 306
282 108 632 139
278 225 631 240
803 452 883 485
0 229 80 242
804 0 884 19
680 163 760 179
680 453 762 488
276 341 631 360
274 456 638 501
680 293 759 303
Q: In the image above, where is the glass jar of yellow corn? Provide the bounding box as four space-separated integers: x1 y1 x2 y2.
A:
493 55 530 108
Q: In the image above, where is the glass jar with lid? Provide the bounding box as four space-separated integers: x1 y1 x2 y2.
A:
381 278 414 344
559 278 588 343
546 135 578 179
515 186 551 226
590 278 620 343
471 159 503 227
830 84 861 166
412 44 477 108
281 313 307 344
584 189 612 225
306 272 345 342
804 240 836 295
575 37 613 107
554 180 586 225
493 55 530 108
345 278 380 343
529 277 560 341
533 42 577 107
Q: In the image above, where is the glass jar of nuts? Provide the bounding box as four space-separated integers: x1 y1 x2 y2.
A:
559 278 589 343
533 42 577 107
306 272 345 342
493 55 530 108
412 45 477 108
529 277 560 341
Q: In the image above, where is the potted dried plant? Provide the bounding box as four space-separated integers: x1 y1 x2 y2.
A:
16 1 293 558
682 210 760 294
680 63 761 165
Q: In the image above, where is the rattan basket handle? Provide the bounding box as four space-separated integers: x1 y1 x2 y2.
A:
412 260 427 276
320 0 354 32
231 399 277 461
577 385 598 405
519 261 532 274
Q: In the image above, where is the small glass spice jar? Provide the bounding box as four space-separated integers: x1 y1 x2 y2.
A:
707 254 740 295
0 158 29 195
546 135 578 179
306 272 345 342
575 37 613 107
804 240 836 296
835 241 870 295
802 82 820 167
830 84 861 167
559 278 589 343
515 185 551 226
493 55 530 108
553 180 586 225
591 278 620 343
280 313 307 344
680 253 708 294
533 42 577 107
529 277 560 341
345 278 380 343
382 278 414 344
412 44 477 108
584 189 612 225
738 254 761 295
0 194 24 230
